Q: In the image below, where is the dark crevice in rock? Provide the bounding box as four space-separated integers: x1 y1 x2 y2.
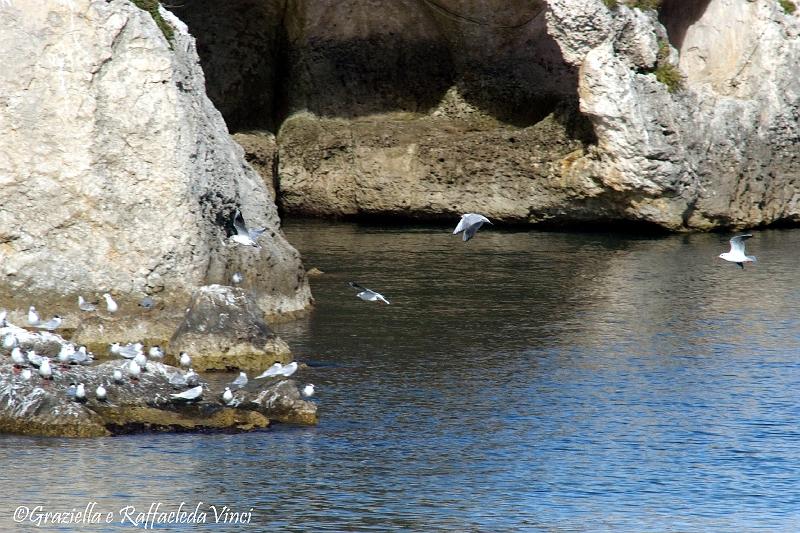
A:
657 0 713 50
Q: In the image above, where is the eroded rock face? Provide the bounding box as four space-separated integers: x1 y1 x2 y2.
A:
0 0 311 323
178 0 799 231
169 285 292 372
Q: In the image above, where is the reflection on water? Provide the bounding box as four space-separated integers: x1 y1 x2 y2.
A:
2 221 800 531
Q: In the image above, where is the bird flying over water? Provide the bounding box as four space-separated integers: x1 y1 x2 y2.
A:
718 234 757 269
453 213 492 242
348 282 390 305
231 210 266 248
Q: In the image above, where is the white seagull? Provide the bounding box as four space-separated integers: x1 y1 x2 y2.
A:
20 368 32 381
348 282 390 305
170 385 203 402
302 384 315 398
222 387 233 404
255 362 283 379
11 347 26 367
453 213 492 242
78 296 97 312
719 234 757 269
38 357 52 379
231 210 266 248
127 360 141 379
96 384 107 401
28 306 40 325
75 383 86 402
277 361 298 378
113 369 124 384
231 371 248 389
148 346 164 359
179 352 191 368
232 272 243 284
133 351 147 371
34 315 62 331
2 333 16 349
103 293 118 313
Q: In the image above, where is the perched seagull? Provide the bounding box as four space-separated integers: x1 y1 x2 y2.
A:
231 371 248 389
70 346 92 365
114 342 143 359
113 369 124 384
20 368 32 381
67 383 77 398
133 352 147 371
718 234 757 269
34 315 62 331
78 296 97 312
148 346 164 359
170 385 203 402
232 272 243 285
28 306 40 326
230 210 266 248
302 384 315 398
179 352 191 368
127 360 141 379
348 282 390 305
2 333 16 349
453 213 492 242
11 347 26 367
103 293 118 313
255 362 283 379
75 383 86 402
58 344 74 365
26 350 44 368
38 357 52 379
96 384 107 401
222 387 233 404
277 361 298 378
185 369 200 387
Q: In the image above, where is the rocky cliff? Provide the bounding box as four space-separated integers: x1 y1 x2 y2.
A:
0 0 312 325
175 0 799 230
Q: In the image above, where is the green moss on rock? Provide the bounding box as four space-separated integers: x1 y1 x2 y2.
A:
130 0 174 44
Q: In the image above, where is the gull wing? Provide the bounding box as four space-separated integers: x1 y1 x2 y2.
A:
233 210 250 237
453 214 468 235
248 227 267 240
729 234 753 254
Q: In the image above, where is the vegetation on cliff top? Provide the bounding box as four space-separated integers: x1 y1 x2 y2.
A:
131 0 174 44
779 0 797 14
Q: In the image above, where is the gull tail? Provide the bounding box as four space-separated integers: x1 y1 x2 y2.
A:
747 255 757 263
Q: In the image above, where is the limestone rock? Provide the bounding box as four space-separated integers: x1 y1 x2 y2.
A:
0 0 311 326
176 0 800 231
169 285 292 372
248 379 318 426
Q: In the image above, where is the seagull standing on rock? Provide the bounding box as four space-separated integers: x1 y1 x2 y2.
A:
348 282 390 305
3 333 16 349
11 347 26 368
231 371 248 389
453 213 492 242
222 387 233 404
113 369 124 384
127 360 141 380
78 296 97 312
96 384 107 401
34 315 62 331
75 383 86 402
133 352 147 371
28 306 40 326
103 293 118 313
39 358 52 379
719 234 757 269
148 346 164 359
232 272 243 284
171 385 203 402
179 352 191 368
255 362 283 379
20 368 32 381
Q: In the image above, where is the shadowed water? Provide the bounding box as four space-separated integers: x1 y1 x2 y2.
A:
2 221 800 531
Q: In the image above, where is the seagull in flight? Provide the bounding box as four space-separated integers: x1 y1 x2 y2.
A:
718 234 757 269
348 282 390 304
453 213 492 242
231 210 266 248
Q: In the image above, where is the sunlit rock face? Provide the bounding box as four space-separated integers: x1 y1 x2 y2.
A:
0 0 311 321
177 0 799 231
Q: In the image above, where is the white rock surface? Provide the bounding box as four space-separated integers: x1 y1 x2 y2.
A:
0 0 311 314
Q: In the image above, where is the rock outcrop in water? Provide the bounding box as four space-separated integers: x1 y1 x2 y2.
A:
0 0 311 331
175 0 799 230
0 325 316 437
169 285 292 372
